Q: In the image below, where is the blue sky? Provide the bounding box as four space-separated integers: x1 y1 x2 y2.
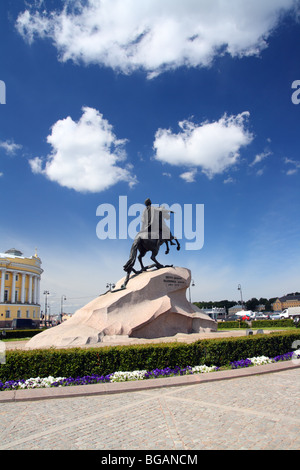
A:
1 0 300 314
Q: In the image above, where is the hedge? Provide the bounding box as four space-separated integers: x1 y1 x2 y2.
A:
1 330 300 382
218 319 294 329
1 329 46 340
218 320 249 329
251 319 294 328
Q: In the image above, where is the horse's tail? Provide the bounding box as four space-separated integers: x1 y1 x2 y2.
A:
123 238 139 272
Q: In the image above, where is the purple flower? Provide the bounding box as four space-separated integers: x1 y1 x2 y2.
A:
230 358 252 369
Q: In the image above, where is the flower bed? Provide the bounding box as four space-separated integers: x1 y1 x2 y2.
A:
2 330 300 383
1 350 299 392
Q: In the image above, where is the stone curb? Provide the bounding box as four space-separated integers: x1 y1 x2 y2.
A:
0 359 299 403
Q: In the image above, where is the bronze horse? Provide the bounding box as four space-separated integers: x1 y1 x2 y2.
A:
123 226 180 287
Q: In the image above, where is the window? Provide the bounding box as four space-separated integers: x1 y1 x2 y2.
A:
26 310 30 318
4 290 8 302
33 310 35 318
5 310 10 318
17 310 21 318
5 274 9 281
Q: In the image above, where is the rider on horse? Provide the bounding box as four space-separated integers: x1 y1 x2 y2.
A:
123 198 180 285
139 197 176 245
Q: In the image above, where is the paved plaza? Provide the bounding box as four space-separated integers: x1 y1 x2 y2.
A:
0 364 299 450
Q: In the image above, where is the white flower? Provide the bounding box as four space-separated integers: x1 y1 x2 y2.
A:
191 365 217 373
18 376 66 389
110 370 147 382
248 356 272 366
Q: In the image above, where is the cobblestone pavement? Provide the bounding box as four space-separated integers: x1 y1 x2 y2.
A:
0 368 299 450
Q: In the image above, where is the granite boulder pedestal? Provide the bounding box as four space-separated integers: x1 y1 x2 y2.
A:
26 266 217 349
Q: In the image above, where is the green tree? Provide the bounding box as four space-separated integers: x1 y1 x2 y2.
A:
245 297 259 311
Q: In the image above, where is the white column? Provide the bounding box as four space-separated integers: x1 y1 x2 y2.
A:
21 273 26 303
0 269 6 303
11 272 16 303
33 276 37 304
37 277 40 305
28 274 33 304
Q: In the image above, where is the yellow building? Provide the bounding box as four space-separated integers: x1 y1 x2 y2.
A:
272 294 300 312
0 248 43 328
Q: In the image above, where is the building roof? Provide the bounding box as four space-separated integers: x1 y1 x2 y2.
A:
5 248 23 256
0 248 41 263
0 248 25 259
279 294 300 302
272 294 300 305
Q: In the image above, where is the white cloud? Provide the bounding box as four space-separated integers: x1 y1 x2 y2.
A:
180 169 197 183
153 112 253 178
286 168 298 175
250 150 271 166
16 0 297 77
284 157 300 175
223 176 235 184
0 139 22 155
29 107 136 193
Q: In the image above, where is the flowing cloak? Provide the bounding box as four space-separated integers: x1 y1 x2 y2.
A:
139 206 171 240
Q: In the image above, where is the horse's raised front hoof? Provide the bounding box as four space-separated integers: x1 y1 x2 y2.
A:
165 250 169 255
177 246 180 251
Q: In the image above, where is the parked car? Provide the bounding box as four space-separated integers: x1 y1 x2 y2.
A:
236 310 255 320
254 313 269 320
226 315 240 321
269 313 281 320
241 315 251 321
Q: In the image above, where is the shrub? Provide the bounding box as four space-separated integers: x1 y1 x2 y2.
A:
218 319 294 329
218 320 249 329
1 329 46 340
0 331 299 382
251 319 293 328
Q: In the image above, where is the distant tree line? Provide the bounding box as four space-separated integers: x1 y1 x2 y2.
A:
194 297 278 313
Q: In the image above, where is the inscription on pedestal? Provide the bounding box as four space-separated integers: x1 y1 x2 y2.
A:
163 275 187 288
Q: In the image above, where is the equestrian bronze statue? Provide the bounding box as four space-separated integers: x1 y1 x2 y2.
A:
123 198 180 287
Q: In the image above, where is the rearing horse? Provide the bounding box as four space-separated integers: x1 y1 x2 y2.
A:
122 206 180 287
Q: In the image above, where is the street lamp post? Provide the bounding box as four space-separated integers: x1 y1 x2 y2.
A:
60 295 66 323
189 279 195 303
43 290 50 327
237 284 244 310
